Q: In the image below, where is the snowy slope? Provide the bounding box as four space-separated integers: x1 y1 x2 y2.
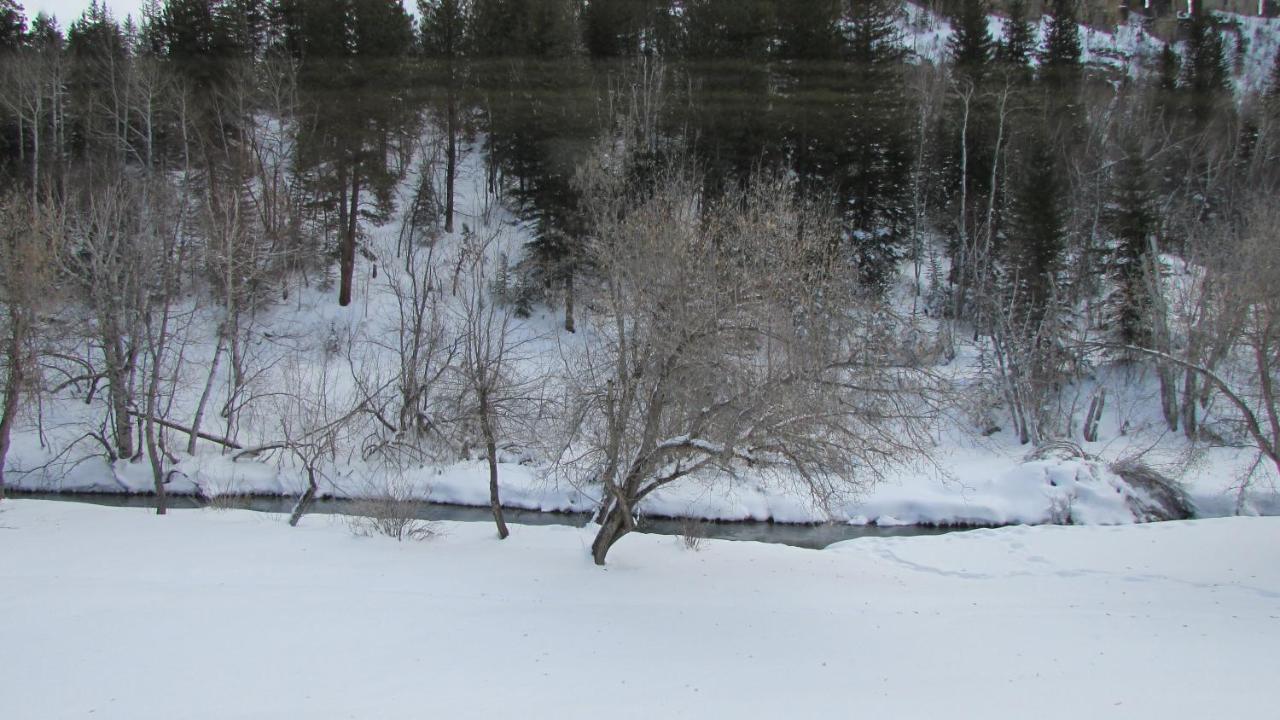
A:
902 1 1280 91
2 500 1278 719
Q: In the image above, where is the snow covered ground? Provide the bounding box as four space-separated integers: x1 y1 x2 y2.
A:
2 499 1277 719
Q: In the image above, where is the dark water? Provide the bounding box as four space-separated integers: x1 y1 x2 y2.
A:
10 491 964 550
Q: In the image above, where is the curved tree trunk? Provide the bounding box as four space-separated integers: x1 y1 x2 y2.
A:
591 504 633 566
480 394 509 540
288 467 319 528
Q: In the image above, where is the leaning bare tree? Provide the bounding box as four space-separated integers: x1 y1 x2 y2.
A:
566 162 940 565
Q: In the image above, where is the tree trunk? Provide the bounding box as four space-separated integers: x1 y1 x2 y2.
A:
480 394 509 539
1158 364 1179 432
188 333 225 455
338 157 360 308
288 467 319 527
104 336 135 460
591 503 633 566
444 68 457 235
563 269 576 334
0 321 25 501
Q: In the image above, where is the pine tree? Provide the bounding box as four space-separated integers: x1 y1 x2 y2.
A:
1157 42 1180 92
949 0 994 81
525 0 578 57
469 0 520 56
156 0 227 61
1038 0 1081 86
1106 140 1156 349
583 0 659 57
0 0 26 50
26 11 61 50
470 0 576 57
682 0 775 59
218 0 268 57
1004 136 1065 334
351 0 413 57
776 0 842 60
419 0 468 57
1182 5 1230 126
843 0 904 64
995 0 1035 70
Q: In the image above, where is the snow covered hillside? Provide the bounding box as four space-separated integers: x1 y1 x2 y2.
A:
3 500 1278 719
902 1 1280 91
5 130 1277 528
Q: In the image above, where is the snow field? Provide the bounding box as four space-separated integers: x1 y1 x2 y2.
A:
2 500 1278 719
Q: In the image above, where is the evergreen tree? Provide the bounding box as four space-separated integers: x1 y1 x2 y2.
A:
156 0 227 61
1106 139 1156 348
525 0 578 57
351 0 414 57
218 0 269 57
776 0 842 61
26 11 61 50
268 0 351 59
419 0 468 57
1038 0 1081 86
0 0 25 50
682 0 775 59
1157 42 1180 92
995 0 1035 70
949 0 994 81
1004 135 1065 334
66 2 129 160
470 0 576 57
842 0 904 64
583 0 658 57
1182 5 1230 126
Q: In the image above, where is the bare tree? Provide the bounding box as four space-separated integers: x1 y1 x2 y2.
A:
566 163 939 565
452 234 544 539
0 193 60 500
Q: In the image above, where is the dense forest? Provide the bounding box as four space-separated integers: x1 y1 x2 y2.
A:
1 0 1279 562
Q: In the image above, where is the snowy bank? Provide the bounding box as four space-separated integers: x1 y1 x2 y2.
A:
2 500 1278 719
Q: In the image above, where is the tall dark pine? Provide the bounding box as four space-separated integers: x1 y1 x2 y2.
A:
1106 141 1155 349
682 0 775 59
949 0 993 81
995 0 1035 70
469 0 521 55
419 0 468 57
1181 5 1230 127
26 11 61 50
842 0 904 64
67 2 129 160
269 0 351 59
218 0 268 57
1038 0 1081 87
352 0 414 57
1004 137 1065 336
420 0 467 232
0 0 25 50
471 0 576 57
839 0 910 289
583 0 658 57
776 0 842 60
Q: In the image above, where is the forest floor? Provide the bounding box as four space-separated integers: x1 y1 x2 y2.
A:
3 499 1277 719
